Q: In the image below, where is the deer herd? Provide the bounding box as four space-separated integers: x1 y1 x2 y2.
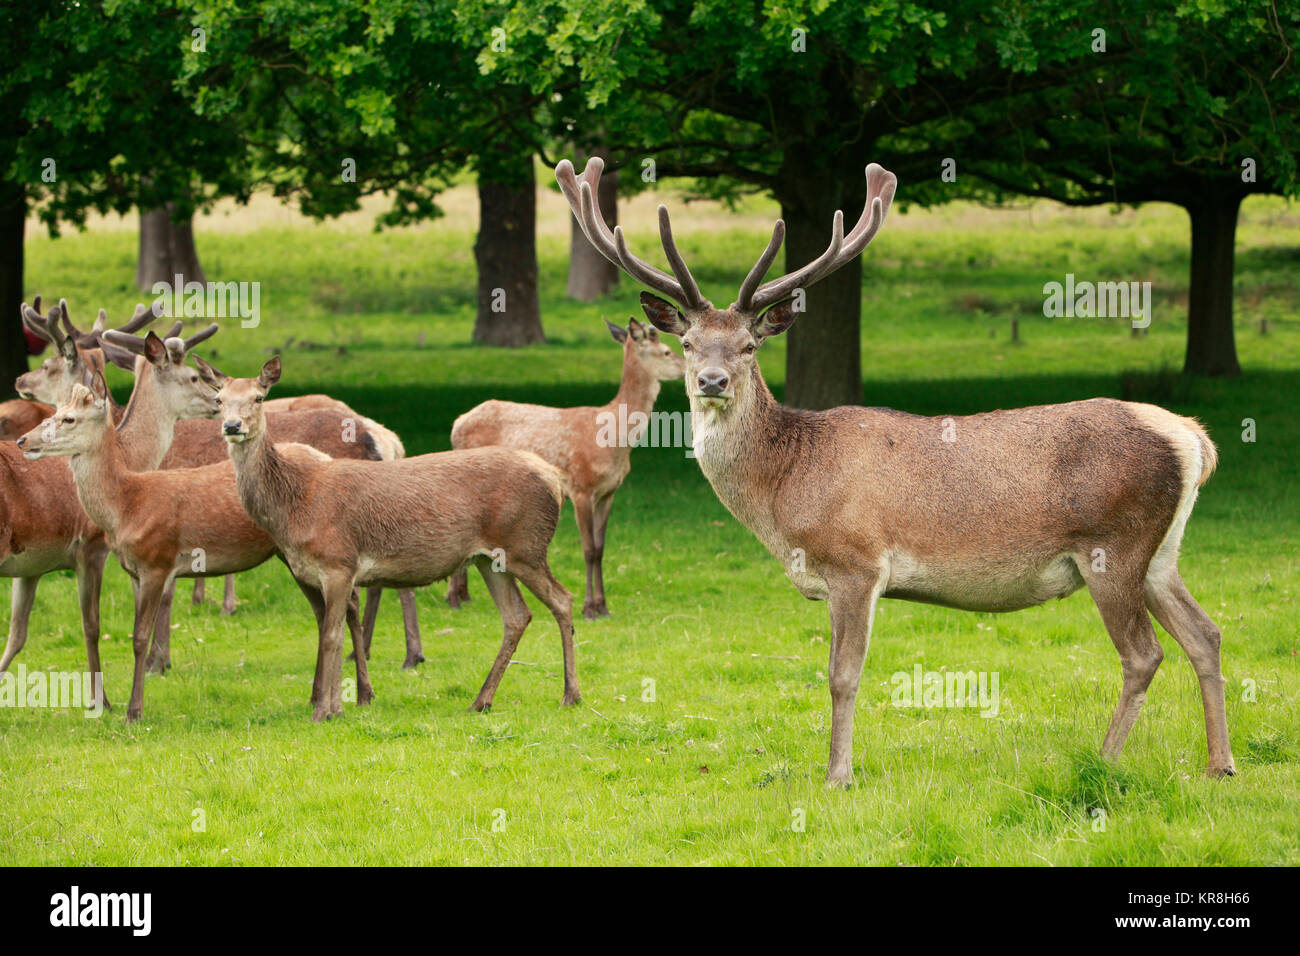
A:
0 159 1235 787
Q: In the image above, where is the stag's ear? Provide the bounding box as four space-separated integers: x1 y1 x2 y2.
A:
639 292 689 337
604 318 628 344
59 336 79 363
258 355 281 390
143 331 168 367
193 355 228 389
751 299 799 341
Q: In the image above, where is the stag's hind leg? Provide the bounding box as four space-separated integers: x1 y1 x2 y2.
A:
512 558 579 706
397 588 424 668
1081 558 1164 762
469 556 532 712
221 574 237 615
0 576 41 674
1145 570 1235 777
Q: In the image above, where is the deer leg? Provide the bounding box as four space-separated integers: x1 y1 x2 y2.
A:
1145 570 1236 777
446 568 471 609
345 587 373 706
220 574 237 615
572 493 605 620
313 573 353 721
398 588 424 668
1084 562 1163 762
469 556 532 712
126 573 169 724
587 492 615 617
75 547 111 711
513 558 579 706
824 572 883 787
351 587 381 662
191 578 205 606
0 576 41 674
291 576 328 706
146 578 177 675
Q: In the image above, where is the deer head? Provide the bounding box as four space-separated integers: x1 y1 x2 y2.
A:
556 158 897 411
101 324 222 423
18 374 113 460
203 355 280 443
604 316 685 382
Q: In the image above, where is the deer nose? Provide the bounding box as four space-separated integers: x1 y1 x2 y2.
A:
697 368 729 396
15 436 25 449
223 421 242 435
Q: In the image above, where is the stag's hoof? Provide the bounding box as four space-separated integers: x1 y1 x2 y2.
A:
470 699 491 713
1207 765 1237 779
220 603 237 616
401 654 424 670
144 657 168 676
125 708 142 725
562 690 582 707
825 769 854 790
583 603 610 620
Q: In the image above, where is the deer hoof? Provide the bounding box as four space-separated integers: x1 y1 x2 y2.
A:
562 690 582 707
583 604 609 621
1207 765 1237 779
401 655 424 670
470 699 491 713
125 708 142 725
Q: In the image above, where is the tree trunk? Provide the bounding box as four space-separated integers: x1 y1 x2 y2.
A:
567 147 619 302
0 181 27 399
781 195 864 410
136 202 206 292
473 158 545 347
1183 194 1242 377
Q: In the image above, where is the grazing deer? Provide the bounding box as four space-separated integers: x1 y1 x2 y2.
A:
208 356 578 721
2 322 218 709
556 156 1236 785
447 316 685 618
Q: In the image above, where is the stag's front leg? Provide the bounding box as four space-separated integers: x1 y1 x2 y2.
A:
824 570 884 787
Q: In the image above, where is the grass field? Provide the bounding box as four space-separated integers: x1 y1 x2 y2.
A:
1 184 1297 865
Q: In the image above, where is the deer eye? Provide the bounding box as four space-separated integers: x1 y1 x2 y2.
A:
254 396 263 403
681 341 692 351
743 344 756 354
62 417 74 424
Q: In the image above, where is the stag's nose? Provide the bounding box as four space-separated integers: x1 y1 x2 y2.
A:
697 368 729 396
15 436 25 449
223 421 242 435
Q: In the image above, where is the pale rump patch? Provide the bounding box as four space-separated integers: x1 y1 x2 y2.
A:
1126 403 1210 584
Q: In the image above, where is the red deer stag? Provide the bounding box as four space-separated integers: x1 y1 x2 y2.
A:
556 156 1235 785
208 356 578 721
447 316 684 618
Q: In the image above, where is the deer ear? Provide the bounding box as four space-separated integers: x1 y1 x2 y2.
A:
258 355 281 389
604 318 628 344
59 336 79 363
163 337 187 367
143 331 168 367
751 300 799 341
193 355 228 389
639 292 689 337
627 317 649 341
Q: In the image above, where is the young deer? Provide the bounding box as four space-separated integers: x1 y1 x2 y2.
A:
88 327 422 675
447 316 685 618
209 356 578 721
3 324 219 709
557 156 1236 785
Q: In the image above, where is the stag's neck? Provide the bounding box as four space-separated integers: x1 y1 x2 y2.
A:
226 425 305 539
610 346 660 418
688 363 801 536
68 425 130 539
114 359 175 471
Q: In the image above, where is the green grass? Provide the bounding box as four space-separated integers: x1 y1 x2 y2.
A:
1 192 1297 865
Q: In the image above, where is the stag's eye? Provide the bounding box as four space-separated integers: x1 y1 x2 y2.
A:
743 344 757 355
62 417 74 424
681 341 692 351
254 396 263 403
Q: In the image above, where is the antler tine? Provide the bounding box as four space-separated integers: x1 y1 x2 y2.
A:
733 220 786 312
749 210 845 311
181 323 219 350
657 205 709 311
101 329 152 355
558 158 705 311
747 164 898 313
114 302 163 336
21 301 51 342
99 338 139 371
